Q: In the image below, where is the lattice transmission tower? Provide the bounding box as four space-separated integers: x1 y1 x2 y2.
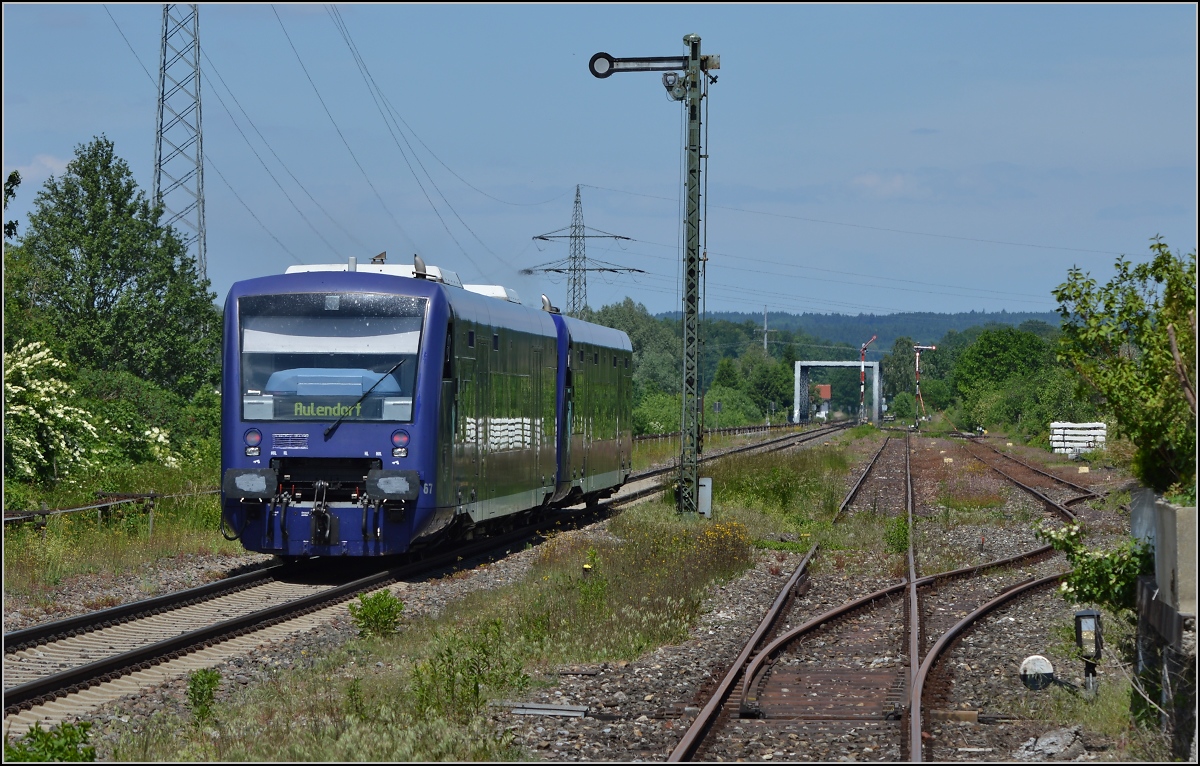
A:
523 185 641 317
153 4 207 277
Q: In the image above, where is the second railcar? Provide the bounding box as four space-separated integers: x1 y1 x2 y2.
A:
220 257 631 558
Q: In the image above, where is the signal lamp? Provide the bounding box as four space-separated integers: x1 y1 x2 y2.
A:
244 429 263 446
392 430 410 458
1075 609 1103 695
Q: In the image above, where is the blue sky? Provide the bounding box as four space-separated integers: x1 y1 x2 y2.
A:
3 3 1196 319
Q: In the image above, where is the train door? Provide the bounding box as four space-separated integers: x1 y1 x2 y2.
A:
439 322 455 510
457 324 480 508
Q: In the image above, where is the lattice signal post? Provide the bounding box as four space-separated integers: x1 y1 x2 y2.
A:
859 335 877 424
913 344 937 422
153 4 206 277
589 35 719 515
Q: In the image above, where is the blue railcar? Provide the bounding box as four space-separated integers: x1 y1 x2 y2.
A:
220 258 632 558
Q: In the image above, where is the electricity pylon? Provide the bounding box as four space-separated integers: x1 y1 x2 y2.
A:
523 185 640 317
153 4 206 276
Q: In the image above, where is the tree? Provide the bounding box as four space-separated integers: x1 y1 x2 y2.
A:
1054 238 1196 496
950 327 1049 396
712 357 740 389
11 136 220 397
590 297 680 398
4 169 20 239
881 336 915 399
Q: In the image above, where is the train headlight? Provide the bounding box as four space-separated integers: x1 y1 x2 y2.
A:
391 430 409 458
245 429 262 456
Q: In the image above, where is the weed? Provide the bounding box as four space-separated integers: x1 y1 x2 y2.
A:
884 515 909 555
4 721 96 762
82 594 122 611
347 589 405 638
186 668 221 723
344 677 369 720
410 619 529 721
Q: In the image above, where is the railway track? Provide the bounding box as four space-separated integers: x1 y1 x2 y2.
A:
2 421 848 735
668 431 1074 762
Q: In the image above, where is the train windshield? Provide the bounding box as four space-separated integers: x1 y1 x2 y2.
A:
239 293 425 422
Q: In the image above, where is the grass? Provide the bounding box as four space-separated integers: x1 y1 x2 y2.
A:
3 446 245 601
109 438 853 762
631 424 806 472
1006 609 1172 761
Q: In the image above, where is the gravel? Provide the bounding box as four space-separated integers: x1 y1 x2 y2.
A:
5 430 1145 761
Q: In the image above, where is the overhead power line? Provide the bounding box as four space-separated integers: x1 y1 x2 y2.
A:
272 5 421 255
579 183 1129 256
325 4 490 278
103 4 304 267
200 48 369 253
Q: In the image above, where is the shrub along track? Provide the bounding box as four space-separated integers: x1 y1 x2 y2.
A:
668 432 1089 762
2 422 846 738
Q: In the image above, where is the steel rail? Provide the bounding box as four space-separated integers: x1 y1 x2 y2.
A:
4 564 287 653
734 545 1057 726
667 544 818 762
965 438 1097 497
832 436 891 523
627 422 849 484
958 443 1078 523
908 573 1064 761
2 502 611 714
906 431 924 760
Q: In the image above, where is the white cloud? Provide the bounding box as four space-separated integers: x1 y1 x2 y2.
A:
851 172 929 201
6 154 69 185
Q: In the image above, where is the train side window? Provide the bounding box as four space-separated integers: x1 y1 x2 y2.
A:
625 357 630 369
493 333 500 351
468 330 475 348
593 352 599 365
612 355 617 368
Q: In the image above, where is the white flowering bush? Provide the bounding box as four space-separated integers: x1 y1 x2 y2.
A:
143 426 180 469
1035 520 1152 616
4 340 98 484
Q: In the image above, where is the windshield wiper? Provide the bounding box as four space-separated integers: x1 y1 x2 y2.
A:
323 359 405 440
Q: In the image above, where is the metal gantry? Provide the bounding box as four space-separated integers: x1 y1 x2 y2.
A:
153 3 206 277
589 35 719 514
524 186 638 318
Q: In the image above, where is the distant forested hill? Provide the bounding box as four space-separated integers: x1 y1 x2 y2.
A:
658 310 1061 353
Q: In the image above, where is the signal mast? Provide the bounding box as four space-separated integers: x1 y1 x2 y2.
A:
913 344 937 423
859 335 877 424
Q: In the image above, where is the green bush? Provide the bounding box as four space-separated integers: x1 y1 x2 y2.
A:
186 668 221 723
702 384 763 429
633 391 680 435
888 391 916 420
4 721 96 762
348 589 405 638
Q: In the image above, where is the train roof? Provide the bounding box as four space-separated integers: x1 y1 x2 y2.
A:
286 262 464 288
558 313 633 352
